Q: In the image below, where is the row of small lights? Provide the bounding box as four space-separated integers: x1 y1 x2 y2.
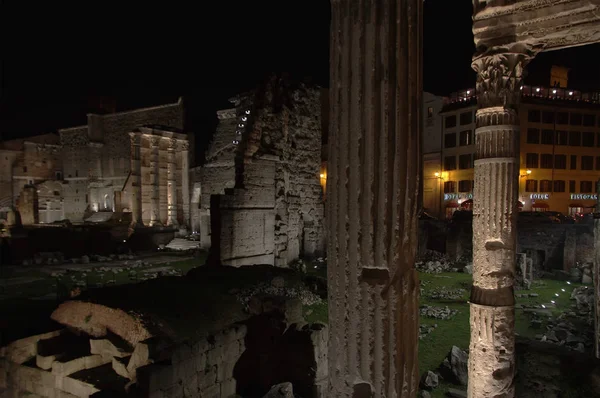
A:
540 280 574 309
452 86 593 103
232 109 251 145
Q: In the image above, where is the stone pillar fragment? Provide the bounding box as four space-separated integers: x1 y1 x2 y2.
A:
594 179 600 358
468 47 536 398
166 138 178 227
149 136 161 226
129 133 143 226
328 1 422 397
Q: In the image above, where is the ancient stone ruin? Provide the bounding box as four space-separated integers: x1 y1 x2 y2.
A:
194 77 326 267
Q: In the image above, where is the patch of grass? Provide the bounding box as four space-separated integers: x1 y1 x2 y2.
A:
304 302 328 324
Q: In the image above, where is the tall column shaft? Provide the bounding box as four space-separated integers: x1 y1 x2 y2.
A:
468 49 535 398
328 1 422 397
150 136 161 226
181 142 190 229
129 133 143 226
594 180 600 358
167 138 178 227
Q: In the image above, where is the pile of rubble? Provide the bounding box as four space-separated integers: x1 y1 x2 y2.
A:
420 305 459 320
415 250 469 274
236 276 323 312
428 287 467 301
419 346 468 397
569 262 594 284
419 323 438 340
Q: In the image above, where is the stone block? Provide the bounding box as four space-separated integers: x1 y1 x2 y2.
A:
90 338 131 359
182 372 199 397
173 358 196 383
55 375 99 397
149 391 165 398
216 361 237 383
194 352 207 373
52 355 110 377
36 354 59 370
199 383 220 398
84 355 110 369
207 345 223 365
163 383 183 398
136 362 175 393
220 378 237 398
171 344 193 364
112 357 131 380
198 365 217 390
222 342 240 362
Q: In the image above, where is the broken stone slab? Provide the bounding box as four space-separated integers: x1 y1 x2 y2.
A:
0 329 63 364
90 338 131 359
55 373 100 397
112 356 131 380
52 355 111 376
420 370 439 390
50 301 152 347
126 337 171 382
439 346 468 386
262 382 294 398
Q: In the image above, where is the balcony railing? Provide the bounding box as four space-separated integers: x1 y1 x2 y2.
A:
444 85 600 105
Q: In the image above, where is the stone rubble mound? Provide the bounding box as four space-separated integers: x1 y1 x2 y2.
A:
236 277 323 312
428 287 467 301
439 346 469 386
165 237 201 251
418 323 438 340
415 250 465 274
420 305 458 320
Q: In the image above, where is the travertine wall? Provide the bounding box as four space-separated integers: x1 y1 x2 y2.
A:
137 324 247 398
16 186 38 225
203 80 325 266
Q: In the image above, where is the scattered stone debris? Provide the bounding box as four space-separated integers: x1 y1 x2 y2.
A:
262 382 294 398
420 370 439 390
439 346 469 386
428 287 467 301
420 305 458 320
236 279 323 312
415 250 455 273
419 323 437 340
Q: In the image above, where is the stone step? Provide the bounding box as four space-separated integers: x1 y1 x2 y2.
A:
165 238 200 251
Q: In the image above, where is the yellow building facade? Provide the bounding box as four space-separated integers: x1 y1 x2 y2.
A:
432 85 600 219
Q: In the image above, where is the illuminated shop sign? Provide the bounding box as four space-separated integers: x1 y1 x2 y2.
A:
530 193 550 200
444 193 473 201
570 193 598 200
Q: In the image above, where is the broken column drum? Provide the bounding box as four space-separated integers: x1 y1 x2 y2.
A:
328 0 422 397
468 47 536 398
166 138 178 226
150 136 161 226
129 133 143 226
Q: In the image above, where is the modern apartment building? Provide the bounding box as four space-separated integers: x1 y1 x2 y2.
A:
431 86 600 219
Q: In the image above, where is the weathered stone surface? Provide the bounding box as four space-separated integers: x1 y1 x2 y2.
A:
262 382 294 398
50 301 152 347
327 0 422 396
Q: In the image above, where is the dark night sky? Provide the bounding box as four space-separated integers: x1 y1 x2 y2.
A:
1 0 599 160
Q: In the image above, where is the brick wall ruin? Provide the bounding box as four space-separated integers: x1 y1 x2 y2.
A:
201 77 326 267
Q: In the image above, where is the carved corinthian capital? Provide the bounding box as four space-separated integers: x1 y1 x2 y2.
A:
471 45 538 109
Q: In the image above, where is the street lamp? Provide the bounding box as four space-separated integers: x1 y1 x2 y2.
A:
520 169 532 178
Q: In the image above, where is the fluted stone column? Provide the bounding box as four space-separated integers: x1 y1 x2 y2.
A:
180 141 190 228
594 179 600 359
468 46 536 398
328 1 422 397
129 133 143 226
166 138 178 227
149 136 161 226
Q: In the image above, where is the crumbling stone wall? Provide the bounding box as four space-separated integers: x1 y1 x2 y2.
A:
194 109 238 247
16 186 39 225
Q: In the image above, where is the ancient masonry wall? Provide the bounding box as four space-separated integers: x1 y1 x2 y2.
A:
137 324 247 398
196 109 238 248
240 85 325 266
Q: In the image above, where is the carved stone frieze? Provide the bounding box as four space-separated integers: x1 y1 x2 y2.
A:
471 45 538 109
179 141 190 151
150 136 161 147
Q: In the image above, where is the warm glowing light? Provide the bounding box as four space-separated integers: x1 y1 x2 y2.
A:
320 174 325 178
466 90 470 95
569 91 573 95
526 169 531 175
520 86 523 90
552 89 557 94
434 172 440 177
536 88 540 92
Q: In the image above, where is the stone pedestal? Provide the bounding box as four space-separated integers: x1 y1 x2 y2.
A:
150 137 161 226
166 139 178 227
328 0 422 396
129 133 143 226
468 47 536 398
